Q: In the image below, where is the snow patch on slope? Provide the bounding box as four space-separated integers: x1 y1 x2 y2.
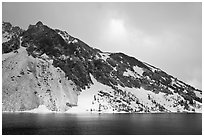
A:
123 69 136 78
133 66 144 75
2 51 16 61
116 85 185 112
68 74 114 113
57 31 70 41
2 31 11 43
194 90 202 99
68 72 202 113
99 52 110 61
23 105 52 113
2 46 78 112
72 39 78 44
2 46 27 61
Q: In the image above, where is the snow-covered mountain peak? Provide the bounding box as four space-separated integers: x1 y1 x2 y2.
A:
2 21 202 113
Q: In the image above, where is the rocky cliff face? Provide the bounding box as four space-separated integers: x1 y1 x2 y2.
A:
2 21 202 113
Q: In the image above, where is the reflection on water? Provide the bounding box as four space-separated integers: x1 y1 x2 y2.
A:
2 113 202 135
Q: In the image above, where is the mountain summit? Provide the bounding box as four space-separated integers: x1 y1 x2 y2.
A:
2 21 202 113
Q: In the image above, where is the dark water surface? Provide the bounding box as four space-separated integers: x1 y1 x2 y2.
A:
2 113 202 135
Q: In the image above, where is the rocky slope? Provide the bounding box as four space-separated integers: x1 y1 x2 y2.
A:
2 46 79 112
2 21 202 113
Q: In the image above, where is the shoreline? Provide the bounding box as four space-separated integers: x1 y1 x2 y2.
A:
2 111 202 114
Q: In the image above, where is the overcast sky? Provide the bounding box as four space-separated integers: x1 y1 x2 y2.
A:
2 2 202 89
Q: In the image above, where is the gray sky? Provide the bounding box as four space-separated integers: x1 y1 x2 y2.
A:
2 2 202 89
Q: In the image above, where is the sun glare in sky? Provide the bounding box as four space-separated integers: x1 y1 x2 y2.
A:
109 18 126 38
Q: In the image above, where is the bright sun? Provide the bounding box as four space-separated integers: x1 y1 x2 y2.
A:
109 19 126 38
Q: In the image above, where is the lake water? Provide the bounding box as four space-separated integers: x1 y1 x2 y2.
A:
2 113 202 135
